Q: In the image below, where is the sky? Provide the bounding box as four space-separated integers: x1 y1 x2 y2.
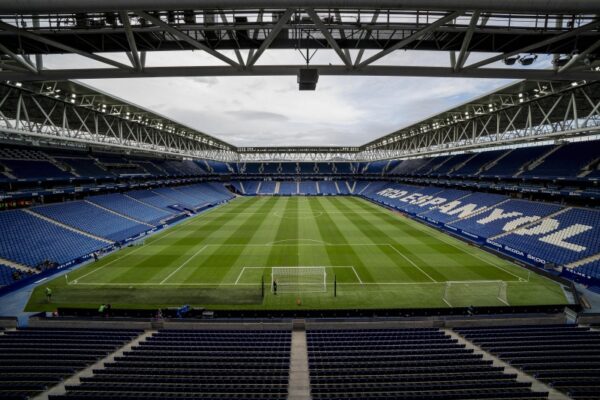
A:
43 49 551 147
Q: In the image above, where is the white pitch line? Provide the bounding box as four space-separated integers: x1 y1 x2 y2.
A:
234 267 247 285
388 244 437 283
160 245 208 284
72 204 227 284
405 219 526 281
350 266 363 285
70 280 527 287
443 298 453 307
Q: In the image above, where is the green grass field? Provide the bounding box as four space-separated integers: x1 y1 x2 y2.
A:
26 196 569 311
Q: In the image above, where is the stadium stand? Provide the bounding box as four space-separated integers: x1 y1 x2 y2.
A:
450 150 509 177
279 181 297 195
54 157 113 179
307 328 547 400
32 201 149 242
51 329 291 400
495 207 600 265
448 199 563 238
299 181 318 195
336 181 352 195
281 163 298 174
333 163 353 174
263 163 280 174
87 194 173 226
316 163 334 174
126 190 180 213
522 141 600 179
0 159 72 180
0 210 107 267
243 180 261 194
0 327 142 400
258 181 277 194
480 146 553 178
244 163 262 174
319 181 338 195
0 264 21 286
455 325 600 400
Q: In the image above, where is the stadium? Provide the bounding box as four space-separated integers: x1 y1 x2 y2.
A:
0 0 600 399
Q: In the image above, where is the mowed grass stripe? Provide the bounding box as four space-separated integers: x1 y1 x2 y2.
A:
345 197 517 282
325 197 433 283
167 197 280 284
114 196 266 284
266 197 300 269
310 197 376 283
297 197 331 268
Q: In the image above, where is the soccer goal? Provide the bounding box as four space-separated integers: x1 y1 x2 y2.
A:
443 280 508 307
271 266 327 293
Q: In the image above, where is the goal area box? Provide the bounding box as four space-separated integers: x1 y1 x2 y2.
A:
271 266 327 293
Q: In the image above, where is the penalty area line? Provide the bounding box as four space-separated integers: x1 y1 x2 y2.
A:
388 244 437 283
160 245 208 285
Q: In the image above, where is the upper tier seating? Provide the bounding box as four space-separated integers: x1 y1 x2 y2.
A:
1 159 72 180
496 207 600 265
55 157 113 178
307 328 547 400
455 325 600 400
137 160 166 176
32 201 148 242
364 160 389 175
0 328 142 400
449 199 562 237
204 160 229 174
522 142 600 178
263 163 279 174
280 163 298 174
480 145 552 177
0 210 106 267
316 163 334 174
245 163 262 174
51 329 291 400
431 154 475 176
87 194 173 226
299 163 316 174
450 150 508 177
333 163 353 174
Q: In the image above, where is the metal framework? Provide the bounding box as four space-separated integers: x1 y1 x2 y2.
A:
360 80 600 160
1 2 600 82
0 80 237 161
1 78 599 162
1 1 600 161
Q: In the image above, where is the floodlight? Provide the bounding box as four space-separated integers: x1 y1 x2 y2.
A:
503 56 520 65
519 54 537 66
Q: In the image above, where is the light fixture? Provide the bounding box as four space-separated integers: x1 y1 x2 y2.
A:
552 55 571 67
519 54 538 66
15 82 22 87
503 56 520 65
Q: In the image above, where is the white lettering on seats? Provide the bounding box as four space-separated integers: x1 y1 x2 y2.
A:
539 224 593 252
512 218 560 236
476 208 522 225
502 216 541 232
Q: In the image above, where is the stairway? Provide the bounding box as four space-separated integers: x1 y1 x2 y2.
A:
565 252 600 270
85 200 154 227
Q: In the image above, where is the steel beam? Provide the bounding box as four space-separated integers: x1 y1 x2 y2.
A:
1 65 598 82
357 11 463 68
4 1 600 14
306 8 351 67
134 10 241 68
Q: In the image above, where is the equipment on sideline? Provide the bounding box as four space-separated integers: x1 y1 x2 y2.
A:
443 280 509 307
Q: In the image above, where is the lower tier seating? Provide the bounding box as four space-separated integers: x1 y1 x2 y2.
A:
307 328 547 400
0 327 142 400
51 329 291 400
455 324 600 400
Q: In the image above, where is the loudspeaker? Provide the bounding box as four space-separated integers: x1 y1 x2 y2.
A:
297 68 319 90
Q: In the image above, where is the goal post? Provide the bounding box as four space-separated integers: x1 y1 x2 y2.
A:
443 280 509 307
271 266 327 293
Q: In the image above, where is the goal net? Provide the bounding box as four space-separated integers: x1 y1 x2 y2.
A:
443 280 508 307
271 267 327 293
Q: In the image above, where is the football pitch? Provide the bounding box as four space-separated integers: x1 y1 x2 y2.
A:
27 196 569 311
